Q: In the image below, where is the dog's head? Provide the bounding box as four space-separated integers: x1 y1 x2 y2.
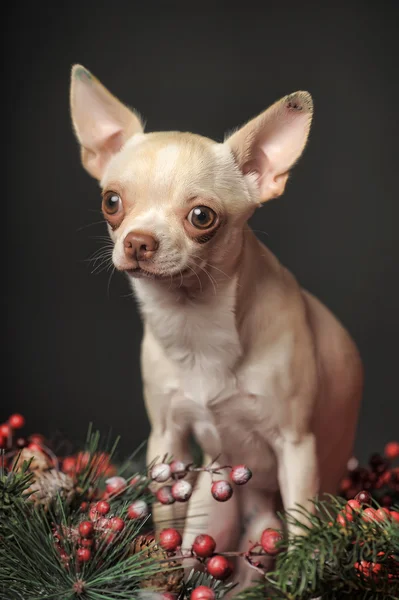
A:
70 65 312 284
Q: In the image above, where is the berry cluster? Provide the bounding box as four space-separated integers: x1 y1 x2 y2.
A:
340 441 399 505
150 460 252 506
0 413 28 450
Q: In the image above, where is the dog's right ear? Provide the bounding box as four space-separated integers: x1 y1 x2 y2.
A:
70 65 144 180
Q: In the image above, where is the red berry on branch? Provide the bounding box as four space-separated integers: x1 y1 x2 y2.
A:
127 499 149 519
62 456 76 473
29 433 45 444
375 507 391 522
96 501 110 516
190 586 215 600
8 414 25 429
345 499 361 515
230 465 252 485
206 555 233 580
105 476 127 496
260 528 283 555
390 510 399 523
79 521 94 538
151 463 172 482
171 480 193 502
156 486 175 505
170 460 187 479
79 538 94 548
362 507 378 523
77 547 91 562
336 511 350 526
159 528 182 552
109 517 125 532
211 480 233 502
355 490 372 505
384 441 399 461
192 534 216 558
0 424 11 437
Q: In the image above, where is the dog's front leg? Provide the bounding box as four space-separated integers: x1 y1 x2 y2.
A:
276 432 319 539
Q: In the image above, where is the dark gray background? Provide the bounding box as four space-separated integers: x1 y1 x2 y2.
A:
3 1 398 462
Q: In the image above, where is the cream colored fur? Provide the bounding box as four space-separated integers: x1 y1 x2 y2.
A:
70 65 363 589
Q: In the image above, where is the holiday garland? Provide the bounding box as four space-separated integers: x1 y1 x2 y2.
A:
0 414 398 600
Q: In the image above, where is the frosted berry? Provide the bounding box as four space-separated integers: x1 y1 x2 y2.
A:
77 547 91 562
159 528 182 551
206 555 233 580
192 534 216 558
79 521 94 538
105 476 127 496
170 460 188 479
156 486 175 505
127 499 148 519
261 528 283 555
8 414 25 429
96 501 110 515
171 480 193 502
230 465 252 485
355 490 372 505
109 517 125 532
211 480 233 502
151 463 172 482
384 441 399 460
190 587 215 600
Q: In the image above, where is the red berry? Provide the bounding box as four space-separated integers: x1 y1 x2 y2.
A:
192 534 216 558
8 414 25 429
336 511 350 526
29 433 45 444
151 463 172 482
79 521 94 538
390 510 399 523
190 586 215 600
62 456 76 473
384 441 399 460
375 507 391 522
159 528 182 552
171 480 193 502
170 460 187 479
27 442 43 453
0 424 11 437
77 547 91 562
79 538 94 548
96 501 110 515
355 490 372 505
105 476 127 496
345 499 361 515
127 500 148 519
211 480 233 502
362 507 378 523
260 528 283 555
109 517 125 532
156 486 175 505
230 465 252 485
206 555 233 580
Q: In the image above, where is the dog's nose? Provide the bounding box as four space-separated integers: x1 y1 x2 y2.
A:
123 231 159 261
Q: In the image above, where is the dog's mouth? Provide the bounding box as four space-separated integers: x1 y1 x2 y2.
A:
126 267 191 281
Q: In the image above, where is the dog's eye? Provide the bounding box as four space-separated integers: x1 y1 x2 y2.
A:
188 206 217 229
103 192 122 215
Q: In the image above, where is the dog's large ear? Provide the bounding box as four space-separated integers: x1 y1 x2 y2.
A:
225 91 313 203
70 65 144 180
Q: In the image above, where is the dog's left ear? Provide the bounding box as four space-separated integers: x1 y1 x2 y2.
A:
70 65 144 180
225 91 313 203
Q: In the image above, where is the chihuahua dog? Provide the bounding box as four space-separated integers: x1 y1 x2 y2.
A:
70 65 363 586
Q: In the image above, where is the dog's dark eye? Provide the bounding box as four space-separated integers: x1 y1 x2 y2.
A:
103 192 121 215
188 206 217 229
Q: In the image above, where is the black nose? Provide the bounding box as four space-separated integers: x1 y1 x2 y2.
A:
123 231 159 261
